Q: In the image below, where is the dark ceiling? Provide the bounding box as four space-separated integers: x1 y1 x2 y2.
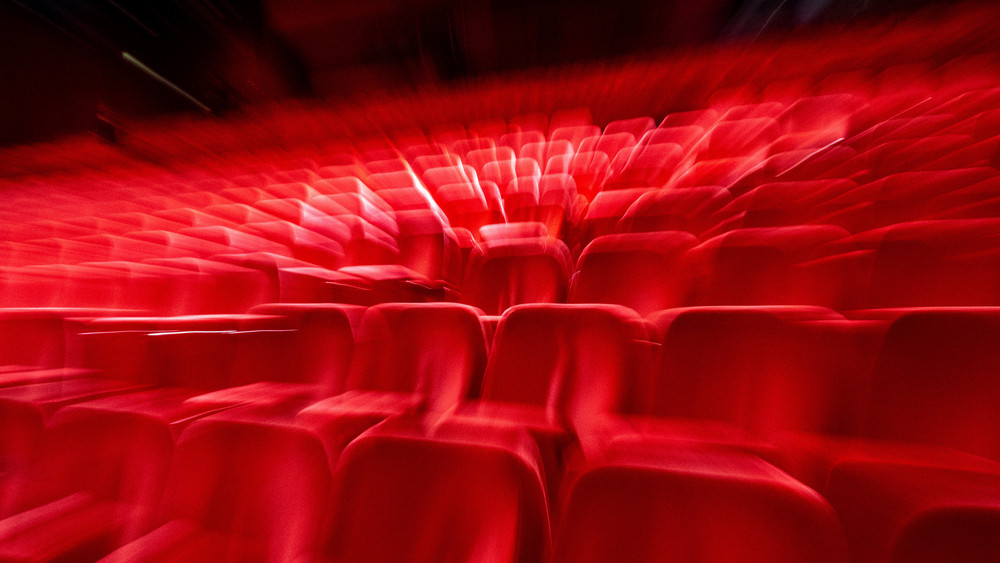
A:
0 0 953 147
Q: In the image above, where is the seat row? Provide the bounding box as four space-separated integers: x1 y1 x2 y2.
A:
1 303 1000 560
1 79 999 314
6 83 999 237
2 212 1000 315
2 411 854 563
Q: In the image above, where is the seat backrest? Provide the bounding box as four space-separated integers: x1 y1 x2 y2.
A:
461 237 571 315
0 310 69 368
620 185 731 235
688 225 850 306
866 308 1000 460
865 219 1000 307
160 419 331 561
570 232 698 315
346 303 489 407
554 439 848 563
20 406 173 529
480 304 647 421
144 315 254 389
648 306 845 435
249 303 361 394
325 417 550 563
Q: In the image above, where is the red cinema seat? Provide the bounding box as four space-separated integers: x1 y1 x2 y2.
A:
175 226 289 257
148 306 359 414
826 135 974 182
461 237 571 315
868 114 958 146
301 302 486 420
410 152 460 176
824 461 1000 563
767 131 843 154
0 392 48 509
500 188 548 233
322 416 550 563
371 185 437 212
69 314 277 399
449 136 495 159
777 144 859 182
363 158 407 174
777 94 866 136
636 126 706 157
139 315 262 391
781 309 1000 563
64 316 167 385
243 221 347 269
366 170 419 192
570 232 698 316
306 192 398 237
577 132 636 160
344 303 486 404
554 438 848 563
247 303 362 393
861 309 1000 460
498 129 546 155
465 146 516 176
0 407 174 561
777 308 1000 484
483 158 541 194
619 185 732 236
219 186 272 204
687 225 851 306
102 212 186 233
435 181 505 235
75 234 179 262
604 143 684 190
603 116 655 138
123 230 231 260
290 303 488 463
710 179 857 233
567 151 611 199
724 147 838 197
520 140 573 171
201 203 276 226
0 309 74 369
578 188 655 243
462 304 647 435
318 215 400 267
532 174 581 239
660 108 720 129
421 164 479 194
933 89 1000 123
636 307 848 443
173 190 235 208
452 304 650 500
140 257 278 314
479 221 549 242
718 102 785 122
694 117 781 161
502 176 540 205
861 219 1000 308
550 125 601 151
670 156 759 190
151 207 236 229
811 168 996 232
394 209 463 286
103 418 331 562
